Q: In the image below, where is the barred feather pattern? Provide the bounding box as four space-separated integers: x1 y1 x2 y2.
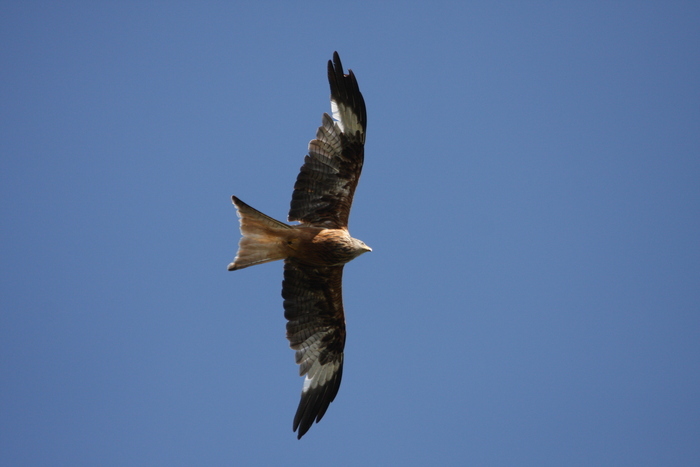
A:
282 260 346 439
288 52 366 229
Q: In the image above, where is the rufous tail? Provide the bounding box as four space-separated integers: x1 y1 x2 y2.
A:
227 196 291 271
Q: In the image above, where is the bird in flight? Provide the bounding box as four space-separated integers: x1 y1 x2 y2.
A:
228 52 370 439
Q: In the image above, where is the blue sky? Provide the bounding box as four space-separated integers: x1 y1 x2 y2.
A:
2 2 699 465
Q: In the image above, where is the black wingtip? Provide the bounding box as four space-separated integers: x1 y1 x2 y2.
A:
291 363 344 439
326 52 367 134
332 51 342 72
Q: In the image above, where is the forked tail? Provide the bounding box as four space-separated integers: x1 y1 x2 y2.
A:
227 196 292 271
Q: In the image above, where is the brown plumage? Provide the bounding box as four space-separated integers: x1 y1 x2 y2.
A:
227 52 369 439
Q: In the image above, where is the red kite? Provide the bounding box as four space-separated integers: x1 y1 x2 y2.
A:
228 52 370 439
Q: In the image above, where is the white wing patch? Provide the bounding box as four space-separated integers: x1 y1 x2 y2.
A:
302 359 342 393
294 326 341 393
331 99 362 135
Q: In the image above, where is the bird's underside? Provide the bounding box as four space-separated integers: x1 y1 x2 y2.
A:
227 52 368 439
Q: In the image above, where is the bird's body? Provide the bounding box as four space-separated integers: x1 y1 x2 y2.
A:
227 196 370 271
227 52 369 439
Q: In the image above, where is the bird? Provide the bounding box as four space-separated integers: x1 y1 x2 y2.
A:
227 52 370 439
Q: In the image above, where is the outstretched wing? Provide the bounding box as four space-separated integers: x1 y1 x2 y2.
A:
282 260 346 439
288 51 367 229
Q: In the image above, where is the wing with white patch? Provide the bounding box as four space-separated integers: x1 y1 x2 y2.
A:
288 51 366 229
282 260 346 439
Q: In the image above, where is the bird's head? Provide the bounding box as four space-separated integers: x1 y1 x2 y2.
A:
351 238 372 258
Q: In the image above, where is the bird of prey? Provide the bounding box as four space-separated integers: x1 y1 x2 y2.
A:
228 52 370 439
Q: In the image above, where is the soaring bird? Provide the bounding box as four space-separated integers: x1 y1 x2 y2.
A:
228 52 369 439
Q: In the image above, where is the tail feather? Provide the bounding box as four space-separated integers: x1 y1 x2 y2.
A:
228 196 291 271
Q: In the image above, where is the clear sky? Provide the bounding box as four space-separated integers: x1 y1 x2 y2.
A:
2 2 699 466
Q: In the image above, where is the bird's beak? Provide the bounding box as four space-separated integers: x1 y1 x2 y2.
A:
365 245 372 252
